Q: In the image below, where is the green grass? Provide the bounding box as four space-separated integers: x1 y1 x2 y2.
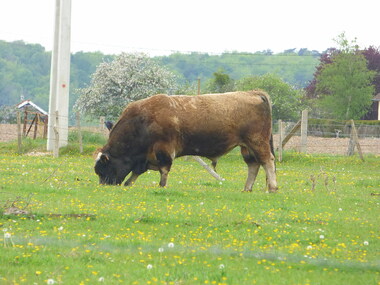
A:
0 142 379 284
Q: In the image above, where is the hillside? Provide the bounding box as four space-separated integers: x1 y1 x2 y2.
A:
0 40 320 113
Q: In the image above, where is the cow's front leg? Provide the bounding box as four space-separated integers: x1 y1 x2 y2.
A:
124 172 140 186
158 166 171 187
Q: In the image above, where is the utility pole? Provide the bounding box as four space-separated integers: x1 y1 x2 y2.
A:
47 0 72 151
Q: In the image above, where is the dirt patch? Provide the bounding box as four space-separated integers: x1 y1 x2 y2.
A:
0 124 18 142
272 134 380 155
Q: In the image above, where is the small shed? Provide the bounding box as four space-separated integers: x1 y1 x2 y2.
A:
16 100 48 139
362 93 380 120
373 94 380 120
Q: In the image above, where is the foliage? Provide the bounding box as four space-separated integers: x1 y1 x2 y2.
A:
362 46 380 94
74 53 176 120
158 50 320 88
0 40 320 120
0 105 17 123
0 150 379 284
305 36 380 102
204 69 235 93
236 73 305 121
0 40 109 113
315 34 376 120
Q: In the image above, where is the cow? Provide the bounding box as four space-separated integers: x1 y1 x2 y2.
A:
94 90 278 192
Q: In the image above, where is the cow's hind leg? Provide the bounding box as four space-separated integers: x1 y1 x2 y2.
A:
241 146 260 192
156 150 173 187
244 142 278 193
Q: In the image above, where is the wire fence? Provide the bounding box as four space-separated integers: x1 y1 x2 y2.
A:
0 111 379 156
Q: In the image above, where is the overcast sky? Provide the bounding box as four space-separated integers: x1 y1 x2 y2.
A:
0 0 379 56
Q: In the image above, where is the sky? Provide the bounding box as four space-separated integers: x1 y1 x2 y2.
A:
0 0 379 56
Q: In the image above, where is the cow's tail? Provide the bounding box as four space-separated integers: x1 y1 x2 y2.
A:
259 91 276 170
258 91 272 112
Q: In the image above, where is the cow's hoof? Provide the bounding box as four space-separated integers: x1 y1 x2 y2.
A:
266 188 278 193
242 189 252 193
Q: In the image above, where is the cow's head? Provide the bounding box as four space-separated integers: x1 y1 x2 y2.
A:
94 151 133 185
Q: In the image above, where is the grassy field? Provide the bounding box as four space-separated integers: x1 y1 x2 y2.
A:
0 139 379 284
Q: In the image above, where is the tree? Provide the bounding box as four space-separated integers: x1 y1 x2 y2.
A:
75 53 176 119
362 46 380 94
236 73 304 121
204 69 235 93
315 34 376 119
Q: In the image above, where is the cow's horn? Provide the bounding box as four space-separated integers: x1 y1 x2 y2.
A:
96 152 109 162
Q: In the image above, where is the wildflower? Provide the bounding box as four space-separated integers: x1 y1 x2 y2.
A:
35 271 42 276
158 247 164 253
98 277 105 282
306 245 313 250
338 208 342 211
168 242 174 248
363 241 369 246
319 235 325 239
58 226 63 231
219 264 225 270
4 232 11 239
47 279 55 284
147 264 153 270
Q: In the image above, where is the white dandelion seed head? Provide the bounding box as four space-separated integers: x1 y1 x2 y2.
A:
98 277 105 282
306 245 313 250
158 247 164 253
319 235 325 239
338 208 343 211
219 264 225 270
147 264 153 270
363 241 369 246
168 242 174 248
47 279 55 284
4 232 11 239
58 226 63 231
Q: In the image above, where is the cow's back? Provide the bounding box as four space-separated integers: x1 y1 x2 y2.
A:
136 91 272 158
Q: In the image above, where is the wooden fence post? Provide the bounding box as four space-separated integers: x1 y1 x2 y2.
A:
76 112 83 154
23 107 28 136
300 110 308 153
17 111 22 154
53 111 59 158
192 156 224 181
281 120 301 149
347 120 364 161
99 116 105 131
278 120 284 162
33 114 39 139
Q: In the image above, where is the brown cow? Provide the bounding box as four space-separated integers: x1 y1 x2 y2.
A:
95 90 278 192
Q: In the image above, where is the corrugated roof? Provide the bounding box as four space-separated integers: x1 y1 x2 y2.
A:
17 100 48 115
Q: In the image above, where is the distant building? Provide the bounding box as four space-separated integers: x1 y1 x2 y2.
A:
362 93 380 120
16 100 48 138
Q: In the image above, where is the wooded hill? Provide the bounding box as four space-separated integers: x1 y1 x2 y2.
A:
0 40 320 113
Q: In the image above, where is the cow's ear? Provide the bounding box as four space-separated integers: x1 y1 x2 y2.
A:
96 152 110 164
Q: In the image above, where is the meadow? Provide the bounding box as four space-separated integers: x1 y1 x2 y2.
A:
0 138 379 284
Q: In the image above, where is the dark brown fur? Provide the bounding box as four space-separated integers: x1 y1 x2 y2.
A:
95 90 278 192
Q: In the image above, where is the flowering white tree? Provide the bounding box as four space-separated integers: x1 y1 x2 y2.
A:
75 53 176 119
